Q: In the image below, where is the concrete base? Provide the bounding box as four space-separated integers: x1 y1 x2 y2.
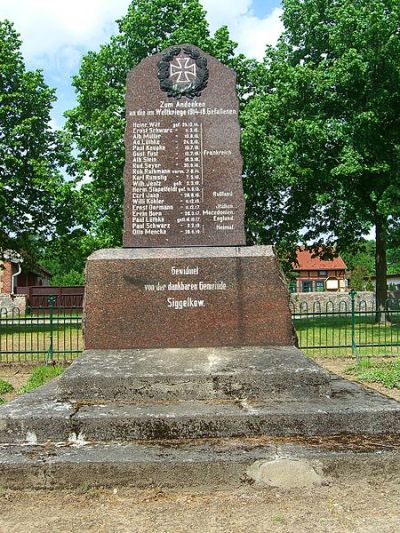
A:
1 345 399 488
58 346 332 401
1 438 400 490
1 372 400 445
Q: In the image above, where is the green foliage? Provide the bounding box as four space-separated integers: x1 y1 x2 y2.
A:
50 270 85 286
350 264 373 291
342 241 376 275
242 0 400 309
388 247 400 275
347 358 400 389
0 398 5 405
0 379 14 394
0 20 81 259
19 366 64 394
65 0 255 253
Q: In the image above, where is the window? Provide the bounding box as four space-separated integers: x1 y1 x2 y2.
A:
316 280 325 292
319 270 327 277
289 281 297 293
302 280 313 293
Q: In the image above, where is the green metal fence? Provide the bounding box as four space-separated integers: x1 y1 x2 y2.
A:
1 290 400 364
0 296 82 364
291 289 400 358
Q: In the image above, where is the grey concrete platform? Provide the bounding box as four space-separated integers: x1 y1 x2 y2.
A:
1 374 400 444
57 346 332 401
1 438 400 489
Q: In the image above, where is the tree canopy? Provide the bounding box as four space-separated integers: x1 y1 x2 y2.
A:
242 0 400 314
0 20 79 262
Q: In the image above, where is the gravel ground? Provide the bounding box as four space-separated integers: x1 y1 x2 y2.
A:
0 481 399 533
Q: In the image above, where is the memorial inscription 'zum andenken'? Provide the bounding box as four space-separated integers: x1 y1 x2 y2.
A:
84 45 294 350
123 45 246 247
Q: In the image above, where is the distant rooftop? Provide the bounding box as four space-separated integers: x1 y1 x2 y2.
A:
293 248 347 271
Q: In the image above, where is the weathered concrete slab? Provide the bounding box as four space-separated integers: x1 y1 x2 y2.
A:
0 380 74 444
1 438 399 490
1 374 400 444
73 387 400 442
58 346 331 401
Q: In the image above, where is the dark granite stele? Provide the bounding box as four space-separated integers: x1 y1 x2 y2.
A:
83 245 295 350
123 44 246 248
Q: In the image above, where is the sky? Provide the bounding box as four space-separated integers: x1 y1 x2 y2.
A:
0 0 283 126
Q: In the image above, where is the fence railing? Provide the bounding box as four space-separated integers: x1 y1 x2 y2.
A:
291 289 400 357
0 290 399 364
0 296 82 364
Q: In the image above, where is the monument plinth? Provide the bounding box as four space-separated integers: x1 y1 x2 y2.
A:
84 246 294 350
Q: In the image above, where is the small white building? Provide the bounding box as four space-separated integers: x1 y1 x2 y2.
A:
370 274 400 291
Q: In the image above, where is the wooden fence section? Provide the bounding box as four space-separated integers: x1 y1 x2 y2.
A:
16 286 84 312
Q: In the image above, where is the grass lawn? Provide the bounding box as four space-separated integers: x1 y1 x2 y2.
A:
346 357 400 389
19 365 65 393
294 314 400 358
0 322 82 364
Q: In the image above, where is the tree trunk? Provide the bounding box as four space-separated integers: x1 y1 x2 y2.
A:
375 219 388 323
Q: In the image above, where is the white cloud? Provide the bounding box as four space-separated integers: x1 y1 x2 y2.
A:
1 0 283 69
0 0 131 69
202 0 283 60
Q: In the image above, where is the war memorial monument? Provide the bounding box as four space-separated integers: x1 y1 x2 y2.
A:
0 46 399 488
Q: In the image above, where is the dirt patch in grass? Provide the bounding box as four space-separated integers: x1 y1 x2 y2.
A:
0 366 32 402
315 357 400 402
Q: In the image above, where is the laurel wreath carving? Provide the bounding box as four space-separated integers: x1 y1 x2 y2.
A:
157 46 208 99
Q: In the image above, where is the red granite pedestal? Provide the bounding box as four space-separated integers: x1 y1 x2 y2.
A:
83 245 295 350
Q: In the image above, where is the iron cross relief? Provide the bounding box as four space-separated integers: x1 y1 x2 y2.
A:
169 57 197 84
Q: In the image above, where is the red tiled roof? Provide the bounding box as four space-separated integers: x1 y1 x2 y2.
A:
293 249 347 271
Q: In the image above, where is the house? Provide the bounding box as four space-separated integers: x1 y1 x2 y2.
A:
0 252 52 295
290 248 348 293
370 273 400 291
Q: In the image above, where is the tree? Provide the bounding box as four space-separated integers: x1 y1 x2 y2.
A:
350 264 374 291
242 0 400 320
0 20 78 261
65 0 253 253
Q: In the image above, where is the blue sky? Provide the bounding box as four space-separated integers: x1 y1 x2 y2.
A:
0 1 283 126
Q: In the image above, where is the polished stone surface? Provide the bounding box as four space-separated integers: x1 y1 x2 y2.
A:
123 44 246 247
83 246 295 350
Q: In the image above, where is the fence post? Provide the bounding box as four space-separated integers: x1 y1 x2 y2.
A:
350 289 358 358
46 295 56 365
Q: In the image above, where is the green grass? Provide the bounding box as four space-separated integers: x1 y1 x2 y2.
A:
0 398 4 405
346 358 400 389
294 314 400 357
0 322 82 364
0 378 14 394
19 366 65 394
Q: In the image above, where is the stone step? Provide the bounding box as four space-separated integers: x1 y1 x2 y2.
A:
1 377 400 444
57 346 332 402
1 438 400 490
